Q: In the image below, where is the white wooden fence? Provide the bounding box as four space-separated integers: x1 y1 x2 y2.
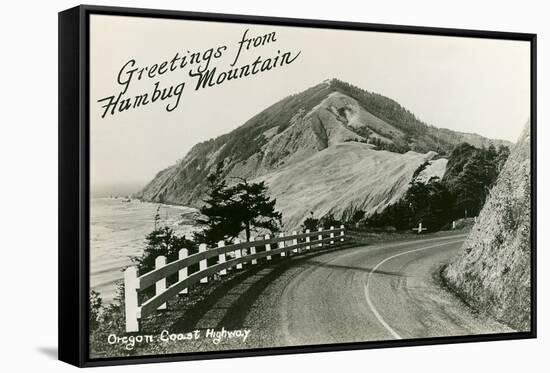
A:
124 225 346 332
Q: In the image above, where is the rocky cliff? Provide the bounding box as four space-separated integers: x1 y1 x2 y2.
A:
443 121 531 331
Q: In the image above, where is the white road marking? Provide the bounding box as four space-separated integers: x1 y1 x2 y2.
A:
363 239 465 339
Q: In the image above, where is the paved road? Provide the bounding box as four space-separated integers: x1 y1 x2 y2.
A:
165 234 511 353
275 234 511 346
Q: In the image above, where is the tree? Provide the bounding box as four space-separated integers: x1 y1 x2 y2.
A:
230 177 282 241
487 144 498 160
367 177 452 231
442 142 509 219
195 166 282 244
133 226 195 274
365 142 509 232
421 178 453 229
301 211 320 232
320 213 342 228
194 167 243 245
351 210 366 224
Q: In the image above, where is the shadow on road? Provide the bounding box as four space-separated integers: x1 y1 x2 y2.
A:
305 260 408 277
169 243 362 332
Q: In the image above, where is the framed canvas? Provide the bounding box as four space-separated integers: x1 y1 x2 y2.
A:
58 4 537 367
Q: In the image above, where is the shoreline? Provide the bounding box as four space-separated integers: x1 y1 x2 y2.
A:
92 196 200 212
90 198 201 304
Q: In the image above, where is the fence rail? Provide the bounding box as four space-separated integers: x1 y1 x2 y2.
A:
124 225 345 332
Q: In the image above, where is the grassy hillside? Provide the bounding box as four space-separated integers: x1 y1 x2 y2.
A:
256 142 445 228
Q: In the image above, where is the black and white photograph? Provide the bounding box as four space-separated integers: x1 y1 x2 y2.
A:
83 9 534 361
3 0 550 371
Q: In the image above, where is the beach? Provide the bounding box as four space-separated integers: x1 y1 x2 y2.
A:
90 197 198 303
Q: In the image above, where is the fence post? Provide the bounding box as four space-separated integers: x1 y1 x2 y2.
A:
330 226 335 244
234 238 243 269
305 229 311 250
292 230 299 253
124 266 139 332
199 243 208 283
155 256 167 309
218 241 227 275
279 232 286 257
250 237 257 265
178 249 188 295
318 227 323 248
340 225 345 242
265 234 272 260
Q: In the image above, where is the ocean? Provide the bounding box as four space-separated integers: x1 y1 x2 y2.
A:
90 198 198 304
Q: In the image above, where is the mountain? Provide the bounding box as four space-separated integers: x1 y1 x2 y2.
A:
443 121 531 331
256 143 445 228
136 79 510 228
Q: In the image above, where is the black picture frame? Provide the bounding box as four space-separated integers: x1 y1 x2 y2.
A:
58 4 537 367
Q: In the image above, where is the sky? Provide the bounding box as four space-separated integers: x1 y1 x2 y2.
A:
89 15 531 194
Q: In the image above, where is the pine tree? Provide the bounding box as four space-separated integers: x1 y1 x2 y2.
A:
230 178 282 241
195 165 282 244
133 226 195 274
301 212 320 232
194 166 243 244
